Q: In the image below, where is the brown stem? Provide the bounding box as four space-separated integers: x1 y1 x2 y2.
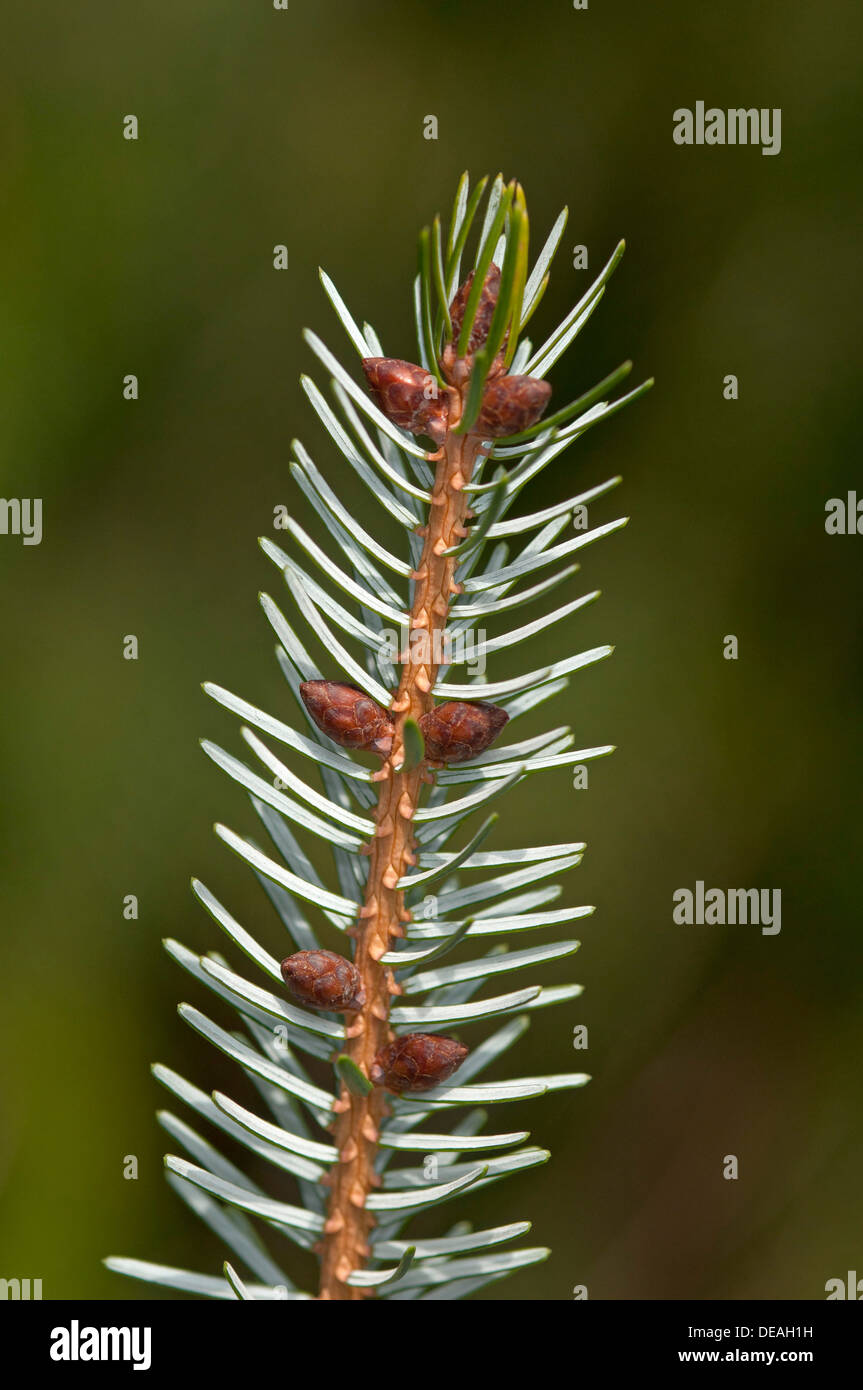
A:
317 415 482 1300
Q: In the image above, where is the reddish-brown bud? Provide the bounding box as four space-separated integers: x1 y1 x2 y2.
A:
448 264 501 355
370 1032 468 1093
475 374 552 438
300 681 394 756
280 949 365 1011
361 357 449 445
419 700 509 764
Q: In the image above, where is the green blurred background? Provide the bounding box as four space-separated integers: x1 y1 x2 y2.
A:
2 0 862 1300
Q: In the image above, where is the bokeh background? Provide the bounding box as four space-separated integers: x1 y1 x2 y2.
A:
2 0 862 1300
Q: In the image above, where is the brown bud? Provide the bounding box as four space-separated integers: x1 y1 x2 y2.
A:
370 1032 468 1093
361 357 449 445
419 700 509 764
280 949 365 1011
475 374 552 438
300 681 394 756
448 264 501 355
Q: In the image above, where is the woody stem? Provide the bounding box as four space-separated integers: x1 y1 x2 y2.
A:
317 418 482 1300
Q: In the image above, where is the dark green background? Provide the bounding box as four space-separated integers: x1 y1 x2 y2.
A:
2 0 861 1300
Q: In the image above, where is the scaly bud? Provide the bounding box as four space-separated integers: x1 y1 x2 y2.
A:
419 700 509 764
361 358 449 445
300 681 394 756
475 374 552 438
280 949 365 1012
370 1032 468 1093
448 264 501 355
440 265 509 387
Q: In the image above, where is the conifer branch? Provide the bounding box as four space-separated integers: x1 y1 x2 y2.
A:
105 173 652 1304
